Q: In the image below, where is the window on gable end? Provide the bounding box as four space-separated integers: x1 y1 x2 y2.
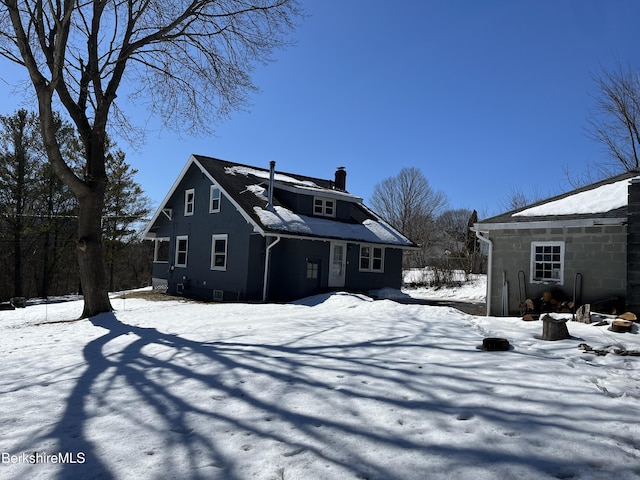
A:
210 185 221 213
211 234 228 271
184 189 195 216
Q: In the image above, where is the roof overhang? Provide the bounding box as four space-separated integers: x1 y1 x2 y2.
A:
261 231 420 249
472 216 626 232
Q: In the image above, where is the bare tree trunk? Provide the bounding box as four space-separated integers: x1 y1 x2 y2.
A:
34 91 113 317
77 187 112 318
3 0 300 316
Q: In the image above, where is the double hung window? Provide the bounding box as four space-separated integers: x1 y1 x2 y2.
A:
211 234 228 271
175 236 189 267
184 189 195 216
210 186 221 213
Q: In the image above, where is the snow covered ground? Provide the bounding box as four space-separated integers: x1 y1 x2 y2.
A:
1 286 640 480
401 270 487 304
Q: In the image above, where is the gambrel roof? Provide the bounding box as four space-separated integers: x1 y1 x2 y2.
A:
144 154 417 248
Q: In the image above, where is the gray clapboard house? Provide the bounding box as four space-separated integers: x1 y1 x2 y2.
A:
472 170 640 316
142 155 417 302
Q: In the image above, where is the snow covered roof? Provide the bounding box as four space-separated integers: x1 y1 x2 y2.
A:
224 165 318 187
254 206 412 245
144 155 416 248
513 175 639 217
475 169 640 230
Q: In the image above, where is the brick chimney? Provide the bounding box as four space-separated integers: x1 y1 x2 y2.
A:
627 178 640 315
335 167 346 191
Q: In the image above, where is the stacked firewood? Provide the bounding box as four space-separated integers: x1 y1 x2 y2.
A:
520 291 573 320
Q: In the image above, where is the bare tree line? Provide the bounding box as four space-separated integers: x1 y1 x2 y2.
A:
370 167 481 285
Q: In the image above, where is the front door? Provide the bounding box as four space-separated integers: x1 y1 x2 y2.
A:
328 242 347 288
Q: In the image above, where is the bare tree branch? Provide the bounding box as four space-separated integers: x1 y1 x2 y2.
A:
0 0 302 317
371 167 448 267
588 62 640 173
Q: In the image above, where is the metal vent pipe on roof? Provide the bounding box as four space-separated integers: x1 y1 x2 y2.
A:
267 160 275 211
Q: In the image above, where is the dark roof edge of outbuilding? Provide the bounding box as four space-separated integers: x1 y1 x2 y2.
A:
474 169 640 227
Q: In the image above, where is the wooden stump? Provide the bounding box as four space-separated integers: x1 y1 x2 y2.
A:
610 320 633 333
575 304 591 324
540 315 571 341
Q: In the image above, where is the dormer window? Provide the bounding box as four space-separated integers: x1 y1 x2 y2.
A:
184 188 195 216
314 197 335 217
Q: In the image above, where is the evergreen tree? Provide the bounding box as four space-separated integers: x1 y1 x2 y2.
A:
466 210 479 256
32 114 80 297
34 158 79 298
102 148 151 291
0 110 42 298
0 110 150 299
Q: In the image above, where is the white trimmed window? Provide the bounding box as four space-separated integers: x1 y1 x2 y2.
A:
184 188 195 216
175 236 189 267
211 234 228 271
530 241 564 284
210 186 221 213
153 238 170 263
313 197 336 217
359 245 384 273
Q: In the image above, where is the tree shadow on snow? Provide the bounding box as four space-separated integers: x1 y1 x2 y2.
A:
15 310 640 479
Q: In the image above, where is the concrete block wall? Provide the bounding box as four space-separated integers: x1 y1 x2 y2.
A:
488 225 627 316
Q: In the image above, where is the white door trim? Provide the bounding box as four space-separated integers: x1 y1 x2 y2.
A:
328 241 347 288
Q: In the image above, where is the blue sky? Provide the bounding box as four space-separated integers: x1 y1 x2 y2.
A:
2 1 640 217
